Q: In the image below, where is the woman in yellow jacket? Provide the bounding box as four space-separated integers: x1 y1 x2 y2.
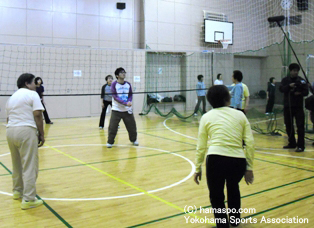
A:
194 85 255 228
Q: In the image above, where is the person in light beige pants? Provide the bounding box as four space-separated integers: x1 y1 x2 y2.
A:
6 73 45 210
6 127 39 201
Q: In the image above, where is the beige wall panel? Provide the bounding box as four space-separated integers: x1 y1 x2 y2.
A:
27 10 53 37
53 13 76 39
77 15 99 40
53 0 77 13
28 0 52 11
77 0 99 16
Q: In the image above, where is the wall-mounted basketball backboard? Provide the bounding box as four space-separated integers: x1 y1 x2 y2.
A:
204 19 233 45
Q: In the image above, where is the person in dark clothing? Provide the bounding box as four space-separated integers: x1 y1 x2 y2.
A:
279 63 309 152
99 75 114 129
265 77 276 114
35 77 53 124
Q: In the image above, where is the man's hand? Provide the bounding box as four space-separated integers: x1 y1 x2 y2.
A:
289 83 296 88
127 102 132 107
244 170 254 185
194 172 202 185
38 134 45 147
101 103 104 109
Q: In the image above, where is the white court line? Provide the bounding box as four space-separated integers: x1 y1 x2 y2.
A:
0 153 10 157
163 119 197 140
0 144 196 201
163 117 314 161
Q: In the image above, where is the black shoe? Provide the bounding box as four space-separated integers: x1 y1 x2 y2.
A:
47 122 53 124
295 147 304 152
283 144 296 149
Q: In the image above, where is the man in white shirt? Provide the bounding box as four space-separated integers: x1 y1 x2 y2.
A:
6 73 45 210
107 67 138 148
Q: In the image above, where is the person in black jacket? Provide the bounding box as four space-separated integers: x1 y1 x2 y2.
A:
99 75 114 129
279 63 309 152
265 77 276 114
35 77 53 124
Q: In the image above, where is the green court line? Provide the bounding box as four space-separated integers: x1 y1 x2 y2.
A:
0 161 12 174
127 176 314 227
1 146 313 177
243 193 314 219
0 148 196 176
256 158 314 173
139 132 196 146
0 162 72 228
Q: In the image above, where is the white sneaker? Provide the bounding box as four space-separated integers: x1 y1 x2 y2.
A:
106 143 113 148
13 191 22 200
133 141 139 146
99 127 103 130
193 113 198 116
21 199 44 210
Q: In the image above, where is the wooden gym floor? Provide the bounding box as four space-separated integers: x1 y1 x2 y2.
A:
0 114 313 227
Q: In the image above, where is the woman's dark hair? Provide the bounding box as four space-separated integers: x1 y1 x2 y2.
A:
34 77 43 85
206 85 231 108
17 73 35 89
289 63 300 71
217 73 222 80
233 70 243 82
114 67 126 79
197 75 203 81
105 75 113 81
269 77 275 83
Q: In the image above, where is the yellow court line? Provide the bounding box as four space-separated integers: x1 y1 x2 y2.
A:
256 154 314 169
44 143 215 226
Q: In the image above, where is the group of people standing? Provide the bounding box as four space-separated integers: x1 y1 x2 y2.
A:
193 63 308 227
5 67 138 210
4 62 309 227
193 71 250 116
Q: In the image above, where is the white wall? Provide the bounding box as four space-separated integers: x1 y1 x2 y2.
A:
0 0 143 48
1 0 314 120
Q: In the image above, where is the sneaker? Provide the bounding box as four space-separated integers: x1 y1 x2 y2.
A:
295 147 304 152
283 144 296 149
13 191 22 200
21 199 44 210
46 122 53 124
99 127 103 130
106 143 113 148
265 112 269 115
133 141 139 146
193 113 198 116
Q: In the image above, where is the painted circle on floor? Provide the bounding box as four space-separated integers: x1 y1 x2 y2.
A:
0 144 195 201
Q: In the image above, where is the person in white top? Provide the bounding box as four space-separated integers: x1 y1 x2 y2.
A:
6 73 45 210
107 67 138 148
214 73 224 85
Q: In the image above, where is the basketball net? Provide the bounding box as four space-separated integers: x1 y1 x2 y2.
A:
218 40 230 49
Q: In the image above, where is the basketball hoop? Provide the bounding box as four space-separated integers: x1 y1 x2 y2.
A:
218 40 230 49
